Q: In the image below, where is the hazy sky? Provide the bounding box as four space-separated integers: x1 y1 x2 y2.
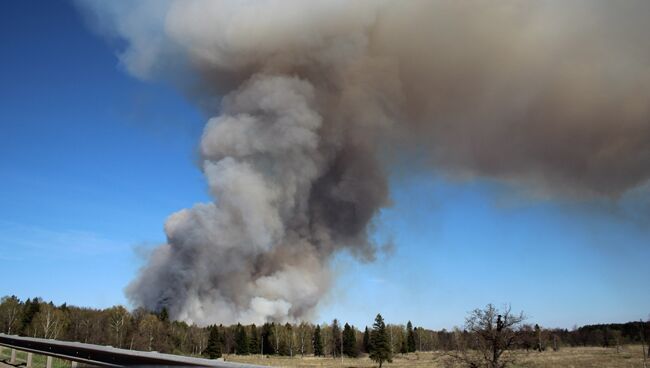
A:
1 0 649 330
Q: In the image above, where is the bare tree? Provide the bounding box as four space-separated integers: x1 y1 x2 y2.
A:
285 323 295 357
273 323 280 354
187 325 208 356
33 304 67 339
450 304 525 368
0 296 21 334
297 322 310 357
79 311 94 343
139 314 161 351
108 306 130 348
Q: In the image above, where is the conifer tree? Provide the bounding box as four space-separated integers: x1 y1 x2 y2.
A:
235 323 249 355
261 323 274 355
313 325 324 356
363 326 370 354
343 323 358 357
203 325 222 359
400 335 407 354
331 319 342 358
370 314 392 368
249 324 260 354
407 321 416 352
217 324 226 353
158 307 169 323
21 298 40 332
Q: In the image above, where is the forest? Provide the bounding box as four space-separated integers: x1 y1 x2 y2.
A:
1 295 648 361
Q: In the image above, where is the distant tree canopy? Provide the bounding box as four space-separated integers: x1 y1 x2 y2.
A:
0 295 647 360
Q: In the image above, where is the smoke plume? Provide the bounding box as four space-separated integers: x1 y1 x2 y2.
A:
77 0 650 325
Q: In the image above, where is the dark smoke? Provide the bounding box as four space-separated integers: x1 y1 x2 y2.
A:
77 0 650 325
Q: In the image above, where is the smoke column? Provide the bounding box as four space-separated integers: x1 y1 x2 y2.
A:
78 0 650 325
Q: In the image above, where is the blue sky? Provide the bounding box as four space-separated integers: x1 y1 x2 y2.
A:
1 0 648 330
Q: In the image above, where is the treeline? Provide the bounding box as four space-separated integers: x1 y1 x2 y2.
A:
569 322 650 347
0 295 648 358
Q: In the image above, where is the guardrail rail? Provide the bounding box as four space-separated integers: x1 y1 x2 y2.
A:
0 333 265 367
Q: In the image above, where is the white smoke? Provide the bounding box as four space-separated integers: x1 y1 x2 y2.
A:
76 0 650 325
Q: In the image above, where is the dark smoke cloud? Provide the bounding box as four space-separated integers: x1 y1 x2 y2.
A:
77 0 650 325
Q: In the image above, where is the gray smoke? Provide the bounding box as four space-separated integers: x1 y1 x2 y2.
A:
77 0 650 325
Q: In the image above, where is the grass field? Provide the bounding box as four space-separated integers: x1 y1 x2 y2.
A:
1 346 646 368
0 347 70 368
225 346 648 367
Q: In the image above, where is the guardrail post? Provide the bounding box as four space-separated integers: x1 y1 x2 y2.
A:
71 361 78 368
27 352 33 368
10 349 16 364
46 356 53 368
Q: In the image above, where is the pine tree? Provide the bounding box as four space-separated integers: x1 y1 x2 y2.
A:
313 325 324 356
400 335 407 354
158 307 169 323
331 319 342 358
235 323 249 355
218 324 226 354
414 327 420 351
343 323 358 357
262 323 274 355
203 325 222 359
249 324 260 354
370 314 392 368
21 298 40 332
407 321 416 352
363 327 370 354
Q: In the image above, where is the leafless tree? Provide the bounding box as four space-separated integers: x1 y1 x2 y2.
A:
33 304 67 339
285 323 295 357
450 304 526 368
0 296 21 334
297 322 310 357
138 314 161 351
108 306 129 348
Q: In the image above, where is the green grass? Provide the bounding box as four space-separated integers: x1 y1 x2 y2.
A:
0 347 71 368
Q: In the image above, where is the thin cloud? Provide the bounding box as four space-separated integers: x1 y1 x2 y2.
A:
0 221 127 258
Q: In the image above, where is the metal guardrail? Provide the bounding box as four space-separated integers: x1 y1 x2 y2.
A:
0 334 265 367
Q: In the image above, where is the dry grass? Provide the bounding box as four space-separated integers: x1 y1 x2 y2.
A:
1 345 645 368
225 346 647 368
